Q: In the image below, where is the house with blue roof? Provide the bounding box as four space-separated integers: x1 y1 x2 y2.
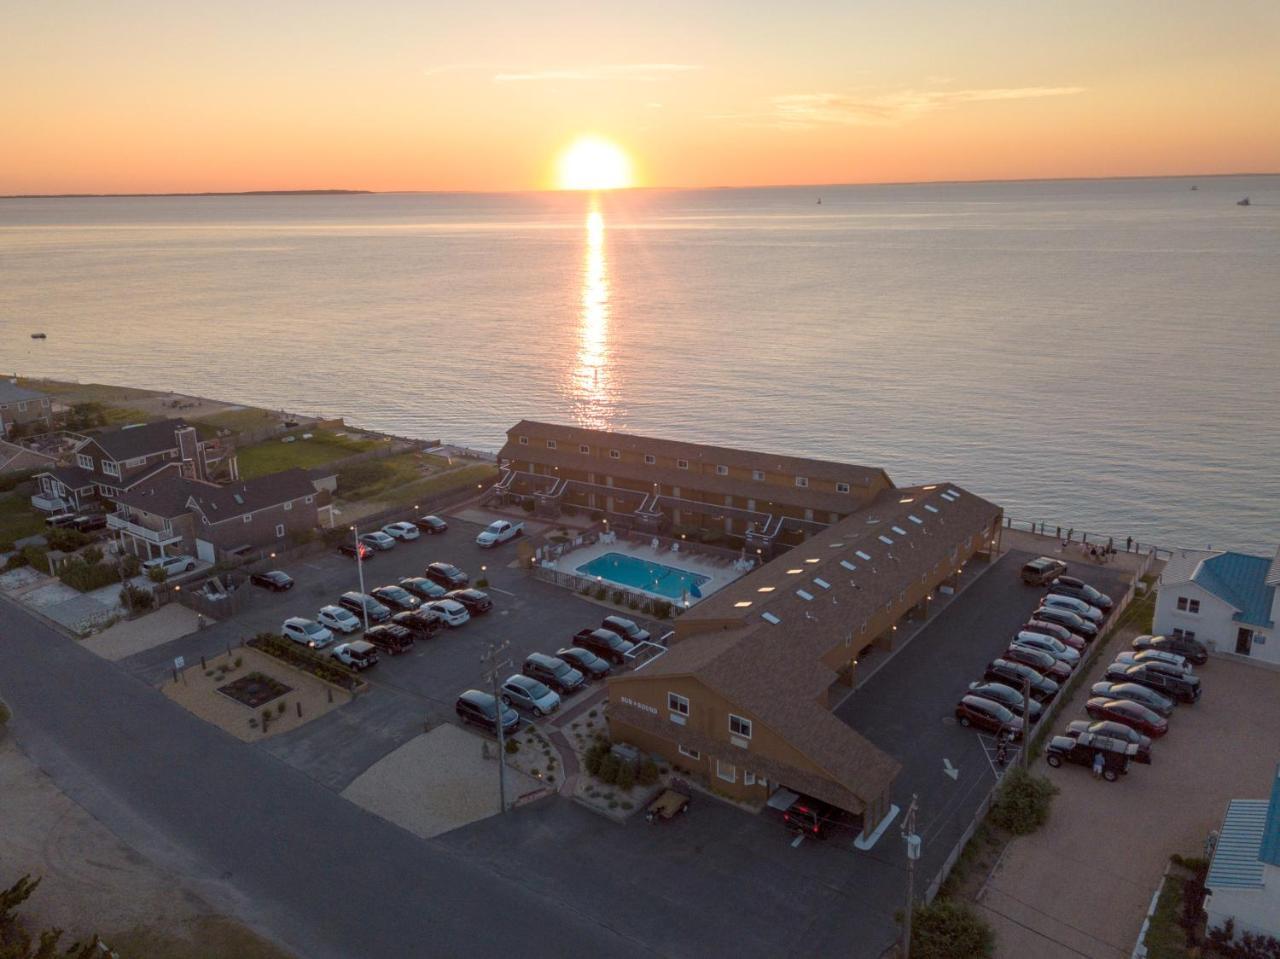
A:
1155 546 1279 665
1204 764 1280 941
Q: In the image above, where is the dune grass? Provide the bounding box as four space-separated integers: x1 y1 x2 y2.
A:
191 407 282 437
0 493 44 546
236 430 380 479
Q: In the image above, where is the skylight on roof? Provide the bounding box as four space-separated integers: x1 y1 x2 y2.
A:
757 586 775 593
924 504 939 513
829 542 845 548
898 497 914 504
891 525 907 535
840 560 857 571
923 485 937 490
856 550 872 561
878 535 894 545
796 589 814 601
940 492 958 502
762 612 781 624
908 515 923 525
805 557 820 564
813 578 831 589
786 568 803 575
734 601 753 608
946 489 961 498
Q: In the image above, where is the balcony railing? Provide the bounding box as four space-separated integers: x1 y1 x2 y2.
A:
106 512 182 545
30 494 69 513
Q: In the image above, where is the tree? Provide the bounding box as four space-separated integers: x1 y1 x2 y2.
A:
0 873 106 959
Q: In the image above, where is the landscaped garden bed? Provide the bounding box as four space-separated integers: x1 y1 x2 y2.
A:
503 724 561 788
247 633 364 692
217 672 292 708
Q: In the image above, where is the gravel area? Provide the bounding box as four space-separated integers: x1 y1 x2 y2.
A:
341 724 541 839
81 603 201 661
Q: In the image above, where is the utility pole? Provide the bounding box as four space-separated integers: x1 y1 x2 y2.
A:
481 640 512 813
901 793 921 959
350 524 369 630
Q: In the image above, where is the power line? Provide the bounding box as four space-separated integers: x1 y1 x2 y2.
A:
979 885 1131 957
974 899 1129 959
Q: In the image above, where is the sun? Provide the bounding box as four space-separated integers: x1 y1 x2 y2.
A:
556 136 633 191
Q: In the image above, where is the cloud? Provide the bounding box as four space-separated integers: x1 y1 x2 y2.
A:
733 85 1085 129
493 63 701 83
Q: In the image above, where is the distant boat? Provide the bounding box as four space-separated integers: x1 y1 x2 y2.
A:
30 332 46 339
1237 196 1251 206
1190 185 1198 191
816 197 822 205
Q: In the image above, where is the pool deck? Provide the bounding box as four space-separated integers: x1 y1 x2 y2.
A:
559 537 747 604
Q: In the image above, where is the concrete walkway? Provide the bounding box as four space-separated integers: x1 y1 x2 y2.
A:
80 603 201 661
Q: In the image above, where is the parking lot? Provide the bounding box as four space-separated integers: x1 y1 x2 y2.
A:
981 637 1280 959
121 512 659 789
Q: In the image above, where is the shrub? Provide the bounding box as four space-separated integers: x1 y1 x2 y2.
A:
120 553 141 577
598 753 621 785
476 577 489 588
0 540 13 553
637 759 659 786
120 583 154 612
593 586 606 600
652 599 673 619
504 737 520 754
628 598 640 610
989 767 1058 835
616 763 636 791
60 560 124 592
908 900 995 959
611 589 624 605
45 527 91 552
148 566 168 583
521 498 535 513
82 545 104 565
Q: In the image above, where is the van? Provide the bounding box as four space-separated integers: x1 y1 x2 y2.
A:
1021 557 1067 586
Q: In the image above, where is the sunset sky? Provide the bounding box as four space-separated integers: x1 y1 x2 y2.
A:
3 0 1278 194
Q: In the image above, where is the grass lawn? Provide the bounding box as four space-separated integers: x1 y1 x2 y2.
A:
380 463 498 506
16 378 155 404
1143 874 1190 958
191 406 282 438
107 916 295 959
335 452 429 500
0 493 44 547
236 430 380 479
99 405 157 426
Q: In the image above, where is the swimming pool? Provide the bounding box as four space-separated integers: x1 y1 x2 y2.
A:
575 552 711 601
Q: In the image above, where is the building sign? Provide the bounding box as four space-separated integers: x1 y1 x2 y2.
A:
620 696 658 715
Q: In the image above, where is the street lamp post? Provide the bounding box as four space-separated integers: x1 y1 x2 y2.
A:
350 524 369 630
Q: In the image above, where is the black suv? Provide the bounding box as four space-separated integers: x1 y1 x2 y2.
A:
967 682 1044 722
1021 557 1067 585
1132 633 1208 666
363 623 414 655
522 652 585 694
1045 734 1134 781
338 591 390 623
425 562 469 589
414 515 449 534
392 609 442 639
399 576 448 601
446 588 493 615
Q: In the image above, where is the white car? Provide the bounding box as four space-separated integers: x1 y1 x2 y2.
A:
318 605 362 634
141 554 196 576
282 616 334 649
426 598 470 627
359 531 397 551
1041 593 1104 623
476 520 523 548
382 521 420 541
331 640 378 670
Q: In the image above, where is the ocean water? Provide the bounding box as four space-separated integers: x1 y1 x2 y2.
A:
1 177 1277 553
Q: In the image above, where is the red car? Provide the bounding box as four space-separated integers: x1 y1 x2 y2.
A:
1003 644 1072 683
954 695 1024 740
1022 619 1087 651
1085 697 1168 738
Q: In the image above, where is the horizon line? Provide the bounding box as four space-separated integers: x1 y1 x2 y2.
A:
2 170 1275 201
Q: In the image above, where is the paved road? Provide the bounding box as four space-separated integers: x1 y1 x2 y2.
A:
0 597 650 959
837 549 1133 901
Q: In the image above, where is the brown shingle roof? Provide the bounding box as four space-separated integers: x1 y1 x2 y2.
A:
503 420 891 488
116 468 316 521
616 482 1001 813
82 419 189 461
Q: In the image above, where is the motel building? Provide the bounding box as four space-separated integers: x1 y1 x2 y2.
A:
497 421 1003 840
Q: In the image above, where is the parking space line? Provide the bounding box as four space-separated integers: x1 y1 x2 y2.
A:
488 586 517 597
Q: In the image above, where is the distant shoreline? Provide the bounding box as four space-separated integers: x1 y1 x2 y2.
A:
0 189 372 200
0 172 1274 201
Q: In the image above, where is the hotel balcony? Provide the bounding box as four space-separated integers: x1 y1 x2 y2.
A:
106 512 183 546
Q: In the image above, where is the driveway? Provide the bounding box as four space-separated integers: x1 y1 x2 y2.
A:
980 643 1280 959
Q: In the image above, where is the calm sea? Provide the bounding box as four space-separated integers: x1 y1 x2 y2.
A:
1 177 1277 553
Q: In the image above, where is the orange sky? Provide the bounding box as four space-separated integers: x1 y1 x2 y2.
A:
2 1 1278 194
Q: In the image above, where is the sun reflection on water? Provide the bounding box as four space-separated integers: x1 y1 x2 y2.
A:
569 200 615 428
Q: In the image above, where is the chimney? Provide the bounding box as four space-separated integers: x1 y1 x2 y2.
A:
175 425 204 481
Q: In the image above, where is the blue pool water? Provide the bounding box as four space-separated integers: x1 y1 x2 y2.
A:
575 552 711 601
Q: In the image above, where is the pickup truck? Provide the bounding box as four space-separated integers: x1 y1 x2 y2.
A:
476 520 523 548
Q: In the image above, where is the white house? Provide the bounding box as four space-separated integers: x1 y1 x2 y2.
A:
1155 546 1279 665
1203 764 1280 942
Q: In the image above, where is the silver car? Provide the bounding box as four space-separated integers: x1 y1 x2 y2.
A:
500 674 561 717
282 616 335 649
1041 593 1104 623
1011 630 1081 666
